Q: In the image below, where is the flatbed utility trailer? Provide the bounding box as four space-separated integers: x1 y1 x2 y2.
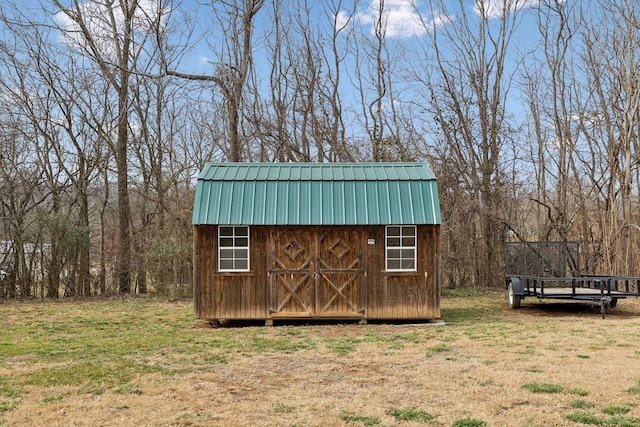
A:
505 241 640 318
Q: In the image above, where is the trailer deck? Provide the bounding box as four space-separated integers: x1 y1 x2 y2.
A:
505 242 640 318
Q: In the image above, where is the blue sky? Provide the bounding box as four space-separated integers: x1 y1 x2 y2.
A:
336 0 547 38
5 0 567 148
44 0 558 80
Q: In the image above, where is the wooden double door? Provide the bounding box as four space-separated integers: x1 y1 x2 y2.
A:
269 228 365 318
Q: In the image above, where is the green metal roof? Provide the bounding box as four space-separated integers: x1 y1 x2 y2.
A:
192 163 441 225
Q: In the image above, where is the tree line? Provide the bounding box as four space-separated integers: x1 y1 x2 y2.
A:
0 0 639 298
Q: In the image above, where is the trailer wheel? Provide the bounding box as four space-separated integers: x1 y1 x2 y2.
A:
507 282 521 309
608 298 618 309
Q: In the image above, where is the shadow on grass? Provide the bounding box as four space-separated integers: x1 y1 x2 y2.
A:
197 318 447 329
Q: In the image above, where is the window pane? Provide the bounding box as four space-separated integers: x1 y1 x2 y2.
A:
387 259 401 270
234 249 248 259
401 259 415 269
220 237 234 247
235 227 248 236
402 237 415 247
219 227 234 236
387 226 400 236
235 237 249 247
220 249 234 259
402 226 416 237
387 237 401 247
235 259 248 270
220 260 234 270
401 249 415 259
387 248 401 259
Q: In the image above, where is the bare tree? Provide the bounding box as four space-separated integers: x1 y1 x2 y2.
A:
163 0 265 162
574 0 640 274
516 0 640 276
522 0 582 241
321 0 354 161
0 66 48 297
51 0 163 293
345 0 411 161
416 0 522 287
258 0 355 162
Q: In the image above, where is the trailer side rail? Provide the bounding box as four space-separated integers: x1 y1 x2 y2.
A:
507 275 640 318
516 276 640 298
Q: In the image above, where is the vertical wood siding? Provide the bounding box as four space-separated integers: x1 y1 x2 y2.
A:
194 225 269 319
194 225 440 321
364 225 440 319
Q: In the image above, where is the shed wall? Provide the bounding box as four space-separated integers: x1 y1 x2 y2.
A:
194 226 269 319
194 225 440 321
364 225 440 319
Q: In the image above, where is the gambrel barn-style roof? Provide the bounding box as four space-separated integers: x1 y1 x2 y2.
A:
192 162 441 226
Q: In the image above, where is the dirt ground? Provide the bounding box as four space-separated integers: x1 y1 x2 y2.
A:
2 292 640 426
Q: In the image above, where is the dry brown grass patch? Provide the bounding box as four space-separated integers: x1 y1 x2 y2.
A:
1 292 639 426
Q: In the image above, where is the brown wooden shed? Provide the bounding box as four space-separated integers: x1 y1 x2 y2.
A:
192 162 442 325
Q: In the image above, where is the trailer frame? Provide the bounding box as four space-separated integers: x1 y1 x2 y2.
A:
505 241 640 318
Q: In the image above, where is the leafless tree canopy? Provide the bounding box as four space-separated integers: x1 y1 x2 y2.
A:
1 0 640 297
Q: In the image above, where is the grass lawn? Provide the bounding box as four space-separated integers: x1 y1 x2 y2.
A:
1 290 640 426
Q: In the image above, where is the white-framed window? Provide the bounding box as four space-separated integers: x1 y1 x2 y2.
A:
218 226 249 271
386 225 417 271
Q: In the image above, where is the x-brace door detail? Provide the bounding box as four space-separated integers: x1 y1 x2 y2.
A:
269 228 364 318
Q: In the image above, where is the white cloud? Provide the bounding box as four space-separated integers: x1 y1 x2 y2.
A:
473 0 565 19
53 0 166 58
337 0 450 39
